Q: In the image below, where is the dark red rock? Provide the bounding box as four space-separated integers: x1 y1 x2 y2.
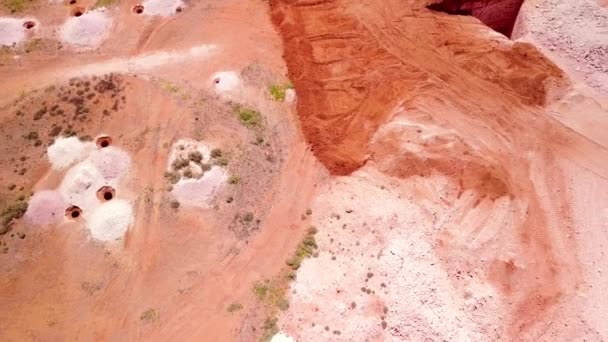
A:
428 0 524 37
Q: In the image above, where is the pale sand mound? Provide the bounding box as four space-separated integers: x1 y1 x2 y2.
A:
90 146 131 181
280 169 501 341
284 89 296 104
59 10 111 48
211 71 241 94
0 17 31 46
58 160 106 212
47 136 95 170
271 332 295 342
85 200 133 241
25 190 66 226
142 0 184 17
171 166 228 207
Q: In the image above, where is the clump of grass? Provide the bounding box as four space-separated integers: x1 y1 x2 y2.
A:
253 282 269 301
1 200 28 234
171 158 190 170
140 308 159 323
243 212 254 223
188 151 203 163
214 156 229 166
5 0 34 13
233 105 261 127
268 83 293 101
182 168 194 179
286 226 318 270
160 80 179 93
260 317 279 342
210 148 222 158
23 131 38 140
227 302 243 313
92 0 116 9
164 171 180 184
228 175 240 185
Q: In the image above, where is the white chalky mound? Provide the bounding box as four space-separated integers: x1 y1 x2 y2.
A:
0 17 31 46
86 200 133 241
211 71 241 94
59 160 106 211
47 137 95 170
90 146 131 180
59 10 111 48
25 190 66 226
172 166 228 207
142 0 184 17
285 89 297 103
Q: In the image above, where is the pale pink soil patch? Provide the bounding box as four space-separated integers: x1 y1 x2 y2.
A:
25 190 66 226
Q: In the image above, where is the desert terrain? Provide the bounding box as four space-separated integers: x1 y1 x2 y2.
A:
0 0 607 341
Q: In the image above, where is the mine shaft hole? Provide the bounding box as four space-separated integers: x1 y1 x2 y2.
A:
23 21 35 29
97 186 116 202
426 0 524 38
133 5 144 14
69 0 76 4
66 205 82 219
96 136 112 148
72 7 85 17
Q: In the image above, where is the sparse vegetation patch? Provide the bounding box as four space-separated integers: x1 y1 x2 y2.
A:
268 83 293 101
286 226 319 270
233 104 261 127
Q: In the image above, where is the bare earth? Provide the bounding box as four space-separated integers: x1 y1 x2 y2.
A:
1 0 607 341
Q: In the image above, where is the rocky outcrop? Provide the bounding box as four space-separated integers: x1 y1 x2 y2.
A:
428 0 525 37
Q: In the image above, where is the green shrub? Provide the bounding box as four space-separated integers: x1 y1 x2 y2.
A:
253 282 269 301
268 83 293 101
285 228 318 270
234 105 260 127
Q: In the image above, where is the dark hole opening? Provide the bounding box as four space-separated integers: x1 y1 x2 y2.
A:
23 21 35 29
66 205 83 220
96 136 112 148
69 0 76 4
133 5 144 14
176 6 182 13
427 0 524 38
214 78 220 84
74 11 83 17
104 192 113 200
